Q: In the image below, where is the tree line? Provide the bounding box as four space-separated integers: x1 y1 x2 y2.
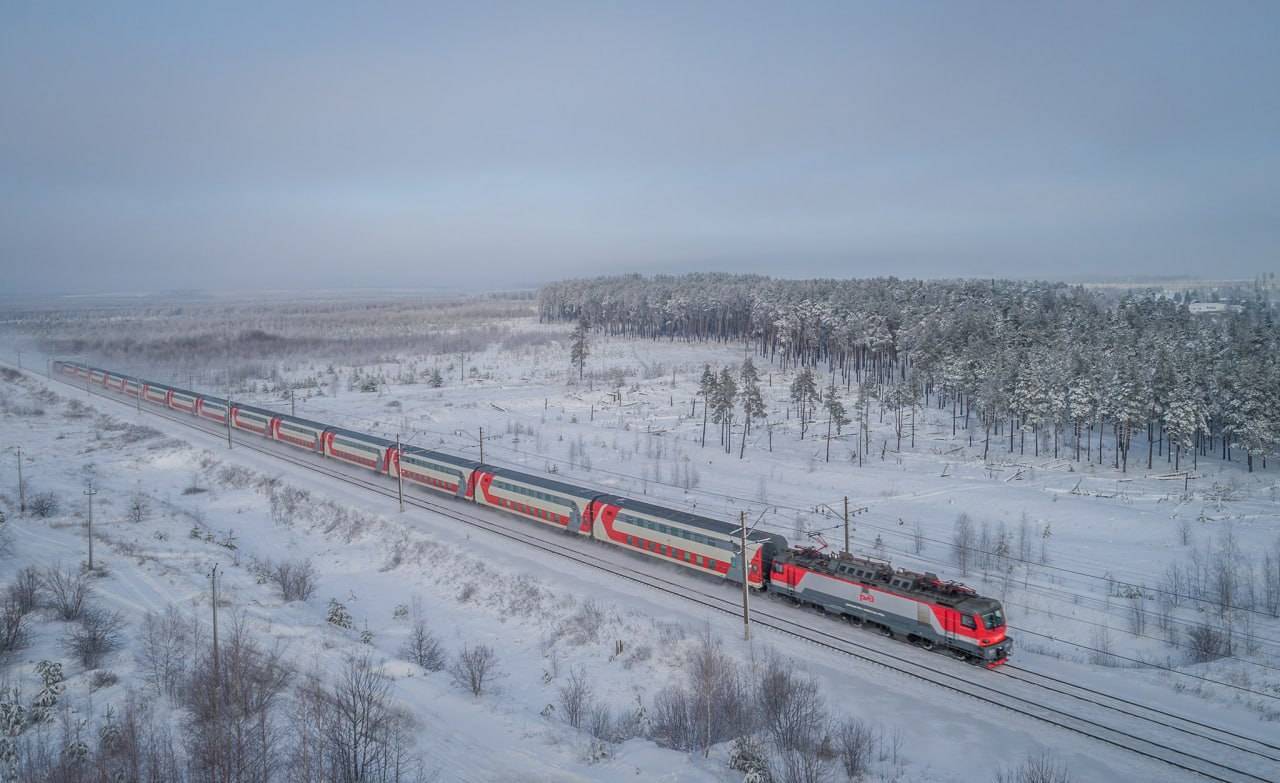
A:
541 274 1280 471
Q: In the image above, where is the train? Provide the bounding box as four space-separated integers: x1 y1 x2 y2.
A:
54 359 1012 666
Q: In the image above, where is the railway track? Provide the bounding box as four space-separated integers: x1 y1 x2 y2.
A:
28 364 1280 783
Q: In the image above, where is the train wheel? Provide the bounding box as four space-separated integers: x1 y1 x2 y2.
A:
878 626 893 639
918 638 936 651
950 649 968 662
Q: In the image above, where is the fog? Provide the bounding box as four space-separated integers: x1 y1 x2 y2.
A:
2 2 1277 294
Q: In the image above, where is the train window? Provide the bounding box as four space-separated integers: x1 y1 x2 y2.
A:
961 615 977 630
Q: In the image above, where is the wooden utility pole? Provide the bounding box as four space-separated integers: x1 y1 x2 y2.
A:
225 400 233 449
396 435 405 513
478 427 484 463
740 511 750 641
15 446 25 514
290 389 296 417
83 481 98 570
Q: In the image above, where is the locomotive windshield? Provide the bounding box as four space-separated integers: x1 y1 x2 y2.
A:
982 608 1005 629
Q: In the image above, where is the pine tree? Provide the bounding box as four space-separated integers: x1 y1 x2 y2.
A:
790 368 818 440
570 317 590 381
738 358 765 459
823 378 849 462
699 365 715 448
714 367 737 453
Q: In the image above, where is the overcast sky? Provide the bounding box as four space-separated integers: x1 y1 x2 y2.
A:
2 2 1277 295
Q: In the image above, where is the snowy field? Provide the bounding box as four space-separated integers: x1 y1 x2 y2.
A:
1 293 1278 782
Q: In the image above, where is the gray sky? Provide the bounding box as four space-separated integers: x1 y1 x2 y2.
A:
3 1 1277 294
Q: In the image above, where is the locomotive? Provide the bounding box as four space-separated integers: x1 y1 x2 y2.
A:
54 360 1011 666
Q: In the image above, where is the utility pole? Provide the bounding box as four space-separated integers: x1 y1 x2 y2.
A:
740 511 750 641
15 446 25 514
210 564 220 680
395 435 404 512
843 495 850 555
290 389 296 417
225 400 233 449
84 481 98 571
479 427 484 463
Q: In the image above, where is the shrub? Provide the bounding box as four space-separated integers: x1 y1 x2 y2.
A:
89 669 119 692
43 564 91 621
272 559 317 602
994 753 1072 783
65 606 127 668
28 492 59 518
1187 622 1229 663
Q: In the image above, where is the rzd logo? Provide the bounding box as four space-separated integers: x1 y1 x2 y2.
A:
858 593 875 603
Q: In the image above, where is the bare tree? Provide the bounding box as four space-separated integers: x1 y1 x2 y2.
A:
8 566 42 615
759 656 826 753
182 616 293 783
327 655 395 783
136 604 191 698
912 519 926 555
0 595 29 653
558 666 593 730
43 563 91 621
450 644 499 697
835 717 877 781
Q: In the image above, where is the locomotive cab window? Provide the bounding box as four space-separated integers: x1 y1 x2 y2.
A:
960 614 977 630
981 609 1005 629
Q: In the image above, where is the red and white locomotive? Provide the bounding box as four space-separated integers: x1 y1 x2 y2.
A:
55 360 1011 665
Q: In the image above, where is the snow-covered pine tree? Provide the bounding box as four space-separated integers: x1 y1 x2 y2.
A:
739 358 765 458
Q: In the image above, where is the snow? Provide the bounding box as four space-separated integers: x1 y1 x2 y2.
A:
1 303 1278 782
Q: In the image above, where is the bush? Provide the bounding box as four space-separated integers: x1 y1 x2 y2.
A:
127 491 150 523
89 669 119 692
28 492 60 518
8 566 42 615
401 620 446 672
43 564 91 620
272 559 317 602
0 596 29 654
450 644 499 696
1187 622 1229 663
65 606 127 668
994 753 1072 783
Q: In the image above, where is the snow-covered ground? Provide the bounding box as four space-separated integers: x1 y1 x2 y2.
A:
2 297 1278 782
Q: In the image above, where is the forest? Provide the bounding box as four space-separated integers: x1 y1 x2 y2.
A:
540 274 1280 472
